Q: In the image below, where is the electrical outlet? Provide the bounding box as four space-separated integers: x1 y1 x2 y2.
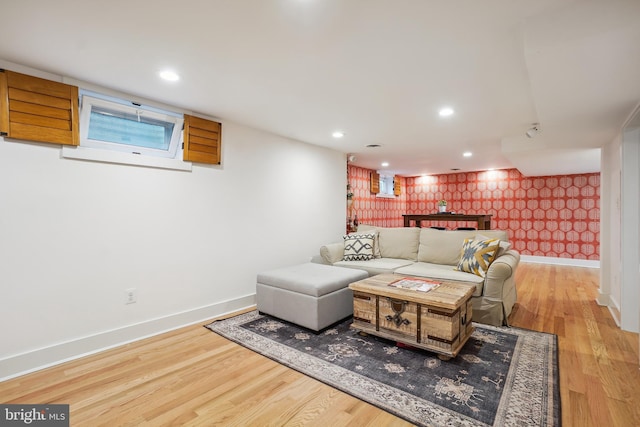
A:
125 288 137 304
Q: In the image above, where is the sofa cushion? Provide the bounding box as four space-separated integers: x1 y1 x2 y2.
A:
417 228 509 265
377 227 421 260
343 233 375 261
394 262 484 296
456 237 500 277
417 228 478 265
333 257 414 276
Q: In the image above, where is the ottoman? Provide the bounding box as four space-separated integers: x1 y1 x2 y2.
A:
256 262 369 331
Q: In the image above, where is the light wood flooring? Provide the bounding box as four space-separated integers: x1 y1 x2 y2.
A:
1 263 638 426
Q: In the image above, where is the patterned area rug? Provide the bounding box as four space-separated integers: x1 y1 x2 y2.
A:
206 311 560 427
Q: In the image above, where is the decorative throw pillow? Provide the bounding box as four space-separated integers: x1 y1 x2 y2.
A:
475 234 512 257
355 226 381 258
343 233 376 261
456 237 500 277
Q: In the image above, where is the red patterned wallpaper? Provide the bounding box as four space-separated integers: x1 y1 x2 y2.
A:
347 166 600 260
348 165 407 228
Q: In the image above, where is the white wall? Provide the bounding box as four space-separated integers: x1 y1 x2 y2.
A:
620 127 640 332
598 134 622 322
0 115 347 378
599 106 640 333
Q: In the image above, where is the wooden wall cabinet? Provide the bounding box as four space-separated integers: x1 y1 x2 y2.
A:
393 176 401 196
183 114 222 165
370 171 380 194
0 70 79 146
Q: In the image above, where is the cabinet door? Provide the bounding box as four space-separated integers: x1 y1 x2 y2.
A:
1 70 79 146
370 171 380 194
0 71 8 135
183 114 222 164
393 176 401 196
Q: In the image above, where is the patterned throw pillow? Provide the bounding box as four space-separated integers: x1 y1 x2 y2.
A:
456 237 500 277
357 226 383 258
343 233 376 261
475 234 512 257
352 229 381 258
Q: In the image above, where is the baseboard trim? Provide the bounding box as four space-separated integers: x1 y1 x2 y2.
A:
596 292 621 326
596 292 611 306
0 294 256 381
520 255 600 268
607 305 622 327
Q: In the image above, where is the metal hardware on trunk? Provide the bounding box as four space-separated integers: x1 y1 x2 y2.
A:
428 307 459 317
385 298 411 327
427 334 459 344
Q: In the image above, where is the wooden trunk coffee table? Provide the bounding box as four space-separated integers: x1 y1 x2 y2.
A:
349 273 476 360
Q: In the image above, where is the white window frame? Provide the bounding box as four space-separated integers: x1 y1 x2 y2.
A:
78 90 184 159
378 175 396 198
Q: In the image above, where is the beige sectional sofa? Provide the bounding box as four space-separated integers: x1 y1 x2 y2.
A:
315 225 520 326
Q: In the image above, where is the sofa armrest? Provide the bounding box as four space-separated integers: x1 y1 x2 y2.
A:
319 242 344 264
483 250 520 299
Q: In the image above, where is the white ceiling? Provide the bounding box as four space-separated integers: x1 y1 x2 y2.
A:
1 0 639 177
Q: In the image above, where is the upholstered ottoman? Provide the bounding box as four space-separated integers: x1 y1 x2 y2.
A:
256 262 368 331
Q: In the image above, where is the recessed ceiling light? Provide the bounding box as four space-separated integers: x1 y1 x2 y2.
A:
332 131 345 138
381 162 389 167
439 107 454 117
159 70 180 81
463 151 472 157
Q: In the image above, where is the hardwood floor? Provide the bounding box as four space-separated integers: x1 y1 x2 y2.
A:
1 263 638 426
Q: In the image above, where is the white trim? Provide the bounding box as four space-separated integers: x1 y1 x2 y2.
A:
378 175 395 197
596 291 611 306
607 304 622 327
620 100 640 130
520 254 600 268
62 145 193 171
0 294 256 381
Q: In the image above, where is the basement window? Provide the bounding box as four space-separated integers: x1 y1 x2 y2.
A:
79 91 183 158
378 175 396 198
62 90 191 171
